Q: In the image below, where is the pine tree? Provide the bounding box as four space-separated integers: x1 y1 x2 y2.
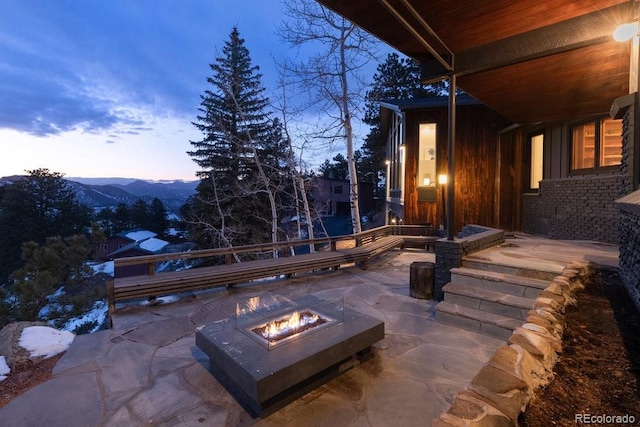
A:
0 169 90 283
186 27 287 249
130 199 149 230
148 198 168 236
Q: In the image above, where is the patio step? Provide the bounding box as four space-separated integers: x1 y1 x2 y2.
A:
435 301 522 341
435 265 546 340
461 258 559 282
441 282 535 321
450 267 549 299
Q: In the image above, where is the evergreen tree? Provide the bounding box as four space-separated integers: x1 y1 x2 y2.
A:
95 207 116 236
186 27 287 248
0 169 89 283
10 235 92 322
130 199 148 229
112 203 131 234
148 198 168 236
319 153 349 181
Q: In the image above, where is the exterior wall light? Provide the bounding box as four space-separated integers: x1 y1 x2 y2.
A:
614 22 638 42
438 174 448 185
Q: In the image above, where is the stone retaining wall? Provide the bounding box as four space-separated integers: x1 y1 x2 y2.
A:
432 260 595 426
434 225 505 301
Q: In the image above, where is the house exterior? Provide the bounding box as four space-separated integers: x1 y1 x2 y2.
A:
381 96 513 231
312 178 375 218
318 1 640 309
98 229 169 277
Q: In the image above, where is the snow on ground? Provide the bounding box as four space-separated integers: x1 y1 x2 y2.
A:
0 326 76 382
0 356 9 381
63 300 108 334
18 326 75 359
91 260 114 276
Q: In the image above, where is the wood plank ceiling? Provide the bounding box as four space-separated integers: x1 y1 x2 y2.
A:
317 0 635 124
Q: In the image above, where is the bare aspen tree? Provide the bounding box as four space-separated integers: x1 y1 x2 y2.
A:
278 0 380 234
273 76 317 253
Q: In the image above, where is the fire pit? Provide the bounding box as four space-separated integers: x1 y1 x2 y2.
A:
195 295 384 417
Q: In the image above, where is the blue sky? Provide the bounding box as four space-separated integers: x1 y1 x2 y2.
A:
0 1 384 181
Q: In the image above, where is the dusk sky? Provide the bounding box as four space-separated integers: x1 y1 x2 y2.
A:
0 1 388 181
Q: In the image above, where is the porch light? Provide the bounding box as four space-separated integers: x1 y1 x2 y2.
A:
613 22 638 42
438 174 448 185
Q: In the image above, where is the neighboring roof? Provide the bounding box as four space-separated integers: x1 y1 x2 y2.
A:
118 229 157 243
318 1 632 124
139 237 169 253
109 236 169 258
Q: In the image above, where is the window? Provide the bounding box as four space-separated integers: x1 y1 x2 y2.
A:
386 110 404 200
530 133 544 189
571 118 622 172
417 123 437 201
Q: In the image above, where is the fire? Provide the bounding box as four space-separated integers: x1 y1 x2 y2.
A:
255 310 323 342
237 296 262 316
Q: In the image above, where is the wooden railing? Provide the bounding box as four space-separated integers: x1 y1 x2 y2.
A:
113 224 436 277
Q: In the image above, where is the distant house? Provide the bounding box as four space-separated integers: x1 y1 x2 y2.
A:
99 229 169 277
312 178 375 218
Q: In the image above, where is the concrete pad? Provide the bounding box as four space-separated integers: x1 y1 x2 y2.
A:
98 339 156 394
53 328 115 375
127 373 204 423
0 372 102 427
122 317 195 347
364 373 441 427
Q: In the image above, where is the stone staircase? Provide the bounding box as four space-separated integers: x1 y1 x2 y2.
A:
436 259 558 340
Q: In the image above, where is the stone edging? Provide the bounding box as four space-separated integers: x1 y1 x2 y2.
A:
432 260 594 426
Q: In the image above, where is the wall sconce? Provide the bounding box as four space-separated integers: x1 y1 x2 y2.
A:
438 174 448 185
614 22 639 42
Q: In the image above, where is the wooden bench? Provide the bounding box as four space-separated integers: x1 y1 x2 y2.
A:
106 225 438 316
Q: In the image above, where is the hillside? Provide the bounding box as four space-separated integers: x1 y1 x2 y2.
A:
1 176 199 213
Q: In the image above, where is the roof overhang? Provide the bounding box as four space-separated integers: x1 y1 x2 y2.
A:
317 0 636 124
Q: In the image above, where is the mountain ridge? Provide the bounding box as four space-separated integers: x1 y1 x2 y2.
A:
1 175 199 212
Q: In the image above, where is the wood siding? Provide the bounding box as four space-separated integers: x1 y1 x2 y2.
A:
401 105 513 231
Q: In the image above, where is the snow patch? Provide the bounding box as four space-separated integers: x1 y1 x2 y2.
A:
63 300 108 334
91 261 114 276
141 295 180 306
139 237 169 252
125 230 156 242
18 326 75 359
0 356 9 381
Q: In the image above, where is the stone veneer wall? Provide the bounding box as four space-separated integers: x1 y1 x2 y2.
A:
434 225 505 301
433 261 595 426
522 175 624 244
616 191 640 313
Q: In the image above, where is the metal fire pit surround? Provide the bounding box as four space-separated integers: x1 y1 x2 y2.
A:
195 295 385 417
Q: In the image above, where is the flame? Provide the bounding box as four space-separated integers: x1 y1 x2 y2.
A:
260 310 321 340
237 296 262 316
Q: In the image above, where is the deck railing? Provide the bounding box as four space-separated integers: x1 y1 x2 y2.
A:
113 224 437 277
